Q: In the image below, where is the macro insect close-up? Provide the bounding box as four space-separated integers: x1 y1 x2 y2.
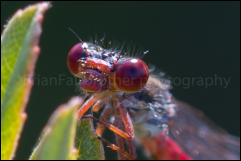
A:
65 38 240 160
1 1 240 160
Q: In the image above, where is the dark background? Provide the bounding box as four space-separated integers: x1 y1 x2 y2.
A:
1 1 240 160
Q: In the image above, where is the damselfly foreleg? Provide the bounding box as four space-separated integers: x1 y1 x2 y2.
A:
78 92 109 118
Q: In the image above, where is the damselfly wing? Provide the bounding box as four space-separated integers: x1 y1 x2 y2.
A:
124 74 240 160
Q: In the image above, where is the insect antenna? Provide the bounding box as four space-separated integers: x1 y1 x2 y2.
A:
68 27 83 42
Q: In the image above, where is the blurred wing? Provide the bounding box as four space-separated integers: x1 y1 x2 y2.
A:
126 75 240 160
168 100 240 160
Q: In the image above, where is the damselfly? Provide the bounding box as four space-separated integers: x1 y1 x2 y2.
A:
67 38 240 160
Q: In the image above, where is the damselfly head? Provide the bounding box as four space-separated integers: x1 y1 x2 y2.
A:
67 41 149 93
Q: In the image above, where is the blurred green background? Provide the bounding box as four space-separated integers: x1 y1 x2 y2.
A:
1 1 240 160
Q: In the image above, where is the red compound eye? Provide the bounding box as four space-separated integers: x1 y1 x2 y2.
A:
114 58 149 93
67 42 88 76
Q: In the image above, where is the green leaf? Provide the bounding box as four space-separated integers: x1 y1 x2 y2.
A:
30 97 105 160
30 97 82 160
76 118 105 160
1 2 50 160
